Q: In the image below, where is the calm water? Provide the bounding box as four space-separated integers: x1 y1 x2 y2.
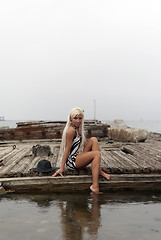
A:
126 120 161 134
0 192 161 240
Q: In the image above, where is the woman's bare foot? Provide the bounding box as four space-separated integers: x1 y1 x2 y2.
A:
100 169 110 180
90 185 103 194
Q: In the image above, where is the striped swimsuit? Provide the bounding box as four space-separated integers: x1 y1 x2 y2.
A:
66 127 82 170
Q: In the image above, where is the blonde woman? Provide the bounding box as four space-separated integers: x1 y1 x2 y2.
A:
52 107 110 194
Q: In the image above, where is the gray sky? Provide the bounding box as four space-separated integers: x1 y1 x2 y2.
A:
1 0 161 121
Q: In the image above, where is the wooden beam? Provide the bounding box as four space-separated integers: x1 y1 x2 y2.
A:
1 174 161 194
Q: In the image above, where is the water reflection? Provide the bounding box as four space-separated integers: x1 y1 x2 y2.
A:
59 193 104 240
1 191 161 240
0 193 107 240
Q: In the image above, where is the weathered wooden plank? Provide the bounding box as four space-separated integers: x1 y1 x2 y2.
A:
126 145 161 170
0 120 108 140
24 156 41 173
0 146 12 155
120 148 143 169
112 151 140 169
134 143 161 157
16 156 33 174
1 174 161 193
10 148 32 173
1 146 25 165
0 148 31 176
0 147 17 161
112 151 135 170
108 151 129 170
138 143 161 160
101 150 119 169
1 136 161 178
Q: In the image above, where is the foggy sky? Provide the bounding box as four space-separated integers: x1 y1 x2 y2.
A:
1 0 161 121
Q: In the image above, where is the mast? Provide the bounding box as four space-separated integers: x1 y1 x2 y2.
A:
94 99 96 120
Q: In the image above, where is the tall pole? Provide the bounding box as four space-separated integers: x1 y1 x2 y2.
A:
94 99 96 120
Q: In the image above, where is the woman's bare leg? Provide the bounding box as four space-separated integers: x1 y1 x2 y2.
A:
83 137 100 152
100 169 110 180
90 154 102 194
76 151 101 194
84 137 110 180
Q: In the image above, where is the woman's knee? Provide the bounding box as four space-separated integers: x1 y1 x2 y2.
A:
90 137 98 144
94 150 101 160
90 137 98 142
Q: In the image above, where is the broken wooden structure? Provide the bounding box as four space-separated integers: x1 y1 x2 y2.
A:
0 132 161 194
0 120 108 141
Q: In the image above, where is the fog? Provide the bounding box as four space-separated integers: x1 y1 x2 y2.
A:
1 0 161 121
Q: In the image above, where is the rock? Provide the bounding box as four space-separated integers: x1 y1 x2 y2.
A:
108 127 148 142
107 120 127 129
107 120 148 142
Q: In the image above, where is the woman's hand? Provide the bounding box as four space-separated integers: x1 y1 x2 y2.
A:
52 168 64 177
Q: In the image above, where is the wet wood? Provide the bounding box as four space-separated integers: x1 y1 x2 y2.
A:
1 174 161 193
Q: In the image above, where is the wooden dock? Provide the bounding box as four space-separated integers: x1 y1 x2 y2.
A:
1 132 161 194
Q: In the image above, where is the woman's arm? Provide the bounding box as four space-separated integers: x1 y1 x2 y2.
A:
52 127 75 177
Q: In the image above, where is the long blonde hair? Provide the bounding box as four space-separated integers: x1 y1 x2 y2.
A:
58 107 86 162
